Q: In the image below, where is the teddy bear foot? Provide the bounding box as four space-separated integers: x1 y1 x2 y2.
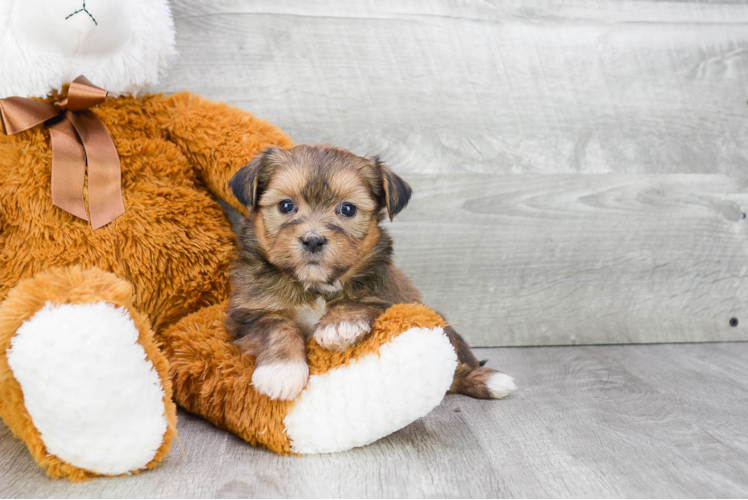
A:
285 321 458 453
0 267 176 481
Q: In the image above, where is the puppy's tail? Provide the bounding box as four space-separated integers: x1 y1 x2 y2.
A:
442 325 516 399
448 364 516 399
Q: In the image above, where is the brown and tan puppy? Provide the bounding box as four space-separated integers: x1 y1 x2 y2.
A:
227 144 515 401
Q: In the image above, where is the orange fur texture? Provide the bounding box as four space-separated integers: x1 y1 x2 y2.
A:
0 267 177 481
0 87 452 476
0 87 292 479
0 90 292 330
161 301 446 454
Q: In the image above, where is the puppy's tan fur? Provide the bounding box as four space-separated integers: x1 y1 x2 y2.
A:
227 144 507 401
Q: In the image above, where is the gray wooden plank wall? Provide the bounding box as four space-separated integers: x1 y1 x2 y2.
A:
156 0 748 346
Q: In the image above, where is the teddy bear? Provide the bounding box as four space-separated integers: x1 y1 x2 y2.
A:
0 0 463 481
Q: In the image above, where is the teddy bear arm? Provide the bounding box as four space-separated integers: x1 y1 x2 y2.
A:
161 91 293 214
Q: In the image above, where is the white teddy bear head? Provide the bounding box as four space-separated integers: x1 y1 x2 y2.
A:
0 0 177 98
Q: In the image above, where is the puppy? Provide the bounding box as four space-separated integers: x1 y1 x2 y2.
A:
226 144 516 401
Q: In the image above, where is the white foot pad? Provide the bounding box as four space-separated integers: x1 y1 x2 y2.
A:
7 302 167 475
285 326 458 454
487 372 517 399
252 361 309 401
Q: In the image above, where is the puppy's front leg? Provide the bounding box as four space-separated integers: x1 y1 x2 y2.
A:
230 311 308 401
313 303 383 351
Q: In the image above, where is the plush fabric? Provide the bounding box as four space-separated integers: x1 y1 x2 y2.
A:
0 267 177 481
160 302 456 455
0 82 459 480
0 87 292 480
0 0 177 99
0 89 292 330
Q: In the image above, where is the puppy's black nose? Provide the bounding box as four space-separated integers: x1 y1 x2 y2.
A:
301 234 327 253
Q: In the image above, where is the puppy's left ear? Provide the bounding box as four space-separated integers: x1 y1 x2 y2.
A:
230 147 278 211
373 157 412 221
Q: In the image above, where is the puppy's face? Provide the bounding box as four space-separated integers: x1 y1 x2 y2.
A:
230 145 411 285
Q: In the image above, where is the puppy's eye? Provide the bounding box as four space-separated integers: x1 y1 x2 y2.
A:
339 202 357 217
278 200 296 214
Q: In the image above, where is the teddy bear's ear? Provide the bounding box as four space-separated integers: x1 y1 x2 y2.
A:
230 147 279 211
370 156 412 221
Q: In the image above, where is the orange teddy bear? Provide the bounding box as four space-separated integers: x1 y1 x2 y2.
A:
0 0 461 481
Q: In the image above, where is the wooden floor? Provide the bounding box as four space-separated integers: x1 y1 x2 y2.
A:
2 343 748 498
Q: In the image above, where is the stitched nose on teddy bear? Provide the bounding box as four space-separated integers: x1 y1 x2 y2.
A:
65 1 98 25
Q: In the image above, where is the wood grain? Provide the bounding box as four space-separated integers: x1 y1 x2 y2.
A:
152 0 748 345
3 344 748 498
157 0 748 186
388 173 748 346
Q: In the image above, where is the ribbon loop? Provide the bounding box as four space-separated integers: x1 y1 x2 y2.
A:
0 75 125 229
66 76 108 112
0 97 58 135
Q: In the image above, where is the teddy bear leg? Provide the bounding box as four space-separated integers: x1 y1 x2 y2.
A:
0 267 177 481
161 301 461 456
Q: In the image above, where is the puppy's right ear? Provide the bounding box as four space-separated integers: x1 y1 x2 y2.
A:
369 157 412 221
230 147 277 211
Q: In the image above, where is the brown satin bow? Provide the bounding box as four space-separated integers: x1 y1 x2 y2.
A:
0 76 125 229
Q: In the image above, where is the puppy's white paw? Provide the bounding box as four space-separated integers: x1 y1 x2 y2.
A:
251 361 309 401
313 321 371 351
487 372 517 399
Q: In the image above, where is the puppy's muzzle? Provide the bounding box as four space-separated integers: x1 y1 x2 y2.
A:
301 233 327 254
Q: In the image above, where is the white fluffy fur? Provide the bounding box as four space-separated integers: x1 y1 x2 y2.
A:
0 0 177 98
487 372 517 399
293 297 328 337
6 302 168 475
252 361 310 401
285 327 458 454
313 320 371 351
